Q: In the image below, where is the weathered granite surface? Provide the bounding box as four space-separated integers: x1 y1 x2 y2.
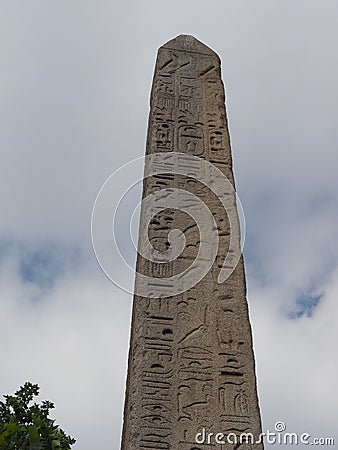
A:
121 35 263 450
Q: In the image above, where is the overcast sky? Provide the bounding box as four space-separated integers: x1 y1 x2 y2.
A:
1 1 338 448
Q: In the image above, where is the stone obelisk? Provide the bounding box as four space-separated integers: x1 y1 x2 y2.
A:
121 35 263 449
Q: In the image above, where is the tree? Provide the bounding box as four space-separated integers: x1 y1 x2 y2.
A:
0 382 76 449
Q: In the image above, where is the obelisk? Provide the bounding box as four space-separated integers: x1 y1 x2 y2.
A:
121 35 263 449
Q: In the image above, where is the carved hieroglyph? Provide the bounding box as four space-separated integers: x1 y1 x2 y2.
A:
121 35 263 450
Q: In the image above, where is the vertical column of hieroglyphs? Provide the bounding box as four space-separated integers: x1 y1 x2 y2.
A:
121 35 180 450
121 35 263 450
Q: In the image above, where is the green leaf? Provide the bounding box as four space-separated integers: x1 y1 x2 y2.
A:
4 422 17 433
28 424 40 440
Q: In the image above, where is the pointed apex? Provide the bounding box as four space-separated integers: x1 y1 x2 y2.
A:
161 34 218 57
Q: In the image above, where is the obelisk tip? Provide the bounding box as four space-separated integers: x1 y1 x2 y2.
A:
161 34 219 57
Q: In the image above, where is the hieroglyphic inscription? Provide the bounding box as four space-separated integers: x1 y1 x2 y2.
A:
121 35 263 450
